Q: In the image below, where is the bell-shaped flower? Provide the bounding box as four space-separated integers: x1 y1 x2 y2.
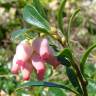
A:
32 38 60 68
11 55 33 80
32 38 50 60
11 38 60 81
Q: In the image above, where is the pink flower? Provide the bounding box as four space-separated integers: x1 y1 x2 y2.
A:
11 56 33 80
11 40 33 80
32 38 50 60
11 38 60 81
32 38 59 68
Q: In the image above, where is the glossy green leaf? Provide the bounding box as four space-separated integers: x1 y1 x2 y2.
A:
11 28 39 41
11 28 28 41
57 48 73 60
57 0 66 35
67 9 80 47
80 43 96 74
32 0 46 19
57 48 73 66
48 87 66 96
57 56 71 67
23 5 50 32
16 81 78 95
66 67 83 95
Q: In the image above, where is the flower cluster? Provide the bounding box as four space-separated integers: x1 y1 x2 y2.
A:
11 38 60 80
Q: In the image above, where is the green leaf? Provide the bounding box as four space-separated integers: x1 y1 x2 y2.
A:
57 0 67 35
11 28 28 41
16 81 78 95
80 43 96 75
57 56 71 67
66 67 83 95
57 48 74 67
23 5 50 32
11 28 39 41
48 87 66 96
32 0 46 19
67 9 80 47
57 48 73 60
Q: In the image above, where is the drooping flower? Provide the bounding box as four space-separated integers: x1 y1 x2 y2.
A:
32 38 60 68
11 55 33 80
11 38 60 81
32 38 50 60
11 40 33 80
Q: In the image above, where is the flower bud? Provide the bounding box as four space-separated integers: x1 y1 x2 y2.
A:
52 35 59 39
51 27 57 34
61 36 66 45
40 33 45 37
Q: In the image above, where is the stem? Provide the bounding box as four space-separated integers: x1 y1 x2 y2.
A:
50 34 64 47
50 27 66 47
57 35 66 47
26 27 65 47
67 9 80 47
72 58 88 96
57 0 67 35
80 43 96 75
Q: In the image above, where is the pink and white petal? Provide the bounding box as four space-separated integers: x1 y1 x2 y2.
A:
31 54 45 80
21 61 33 80
11 55 20 74
16 40 32 62
39 38 50 60
32 38 42 54
16 60 25 68
32 38 51 60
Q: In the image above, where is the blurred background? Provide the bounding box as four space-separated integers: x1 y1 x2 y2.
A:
0 0 96 96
